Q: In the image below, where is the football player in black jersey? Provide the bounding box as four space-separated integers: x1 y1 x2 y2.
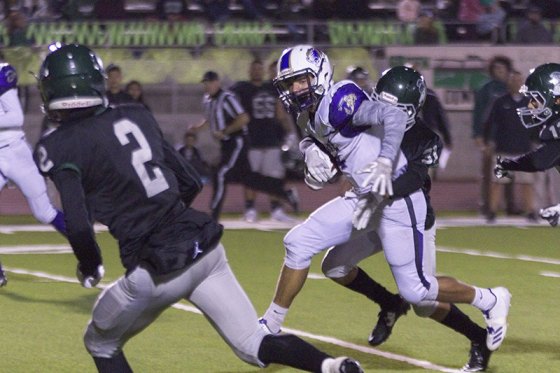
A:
321 67 494 372
495 63 560 226
33 44 363 373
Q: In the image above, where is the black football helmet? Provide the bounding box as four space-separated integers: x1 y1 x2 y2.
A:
518 63 560 128
38 44 107 117
372 66 426 130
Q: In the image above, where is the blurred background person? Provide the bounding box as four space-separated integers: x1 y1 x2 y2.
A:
178 130 211 184
345 65 372 93
105 64 134 107
125 80 151 111
397 0 421 23
514 5 553 44
485 70 539 222
414 10 441 45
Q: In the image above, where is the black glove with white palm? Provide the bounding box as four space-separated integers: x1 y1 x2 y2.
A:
540 203 560 227
359 157 394 197
493 156 511 179
76 263 105 288
303 143 337 190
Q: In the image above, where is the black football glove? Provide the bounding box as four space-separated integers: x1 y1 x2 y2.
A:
494 156 511 179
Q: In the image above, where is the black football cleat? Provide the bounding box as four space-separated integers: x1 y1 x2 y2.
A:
0 264 7 287
368 297 410 346
330 357 364 373
286 187 299 213
461 340 492 372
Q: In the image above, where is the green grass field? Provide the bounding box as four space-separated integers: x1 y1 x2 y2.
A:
1 216 560 372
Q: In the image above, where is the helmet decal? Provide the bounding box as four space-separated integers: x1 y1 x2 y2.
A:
379 91 398 105
306 48 322 66
550 72 560 95
338 93 357 115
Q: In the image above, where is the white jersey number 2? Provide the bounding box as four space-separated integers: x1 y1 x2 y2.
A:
113 119 169 198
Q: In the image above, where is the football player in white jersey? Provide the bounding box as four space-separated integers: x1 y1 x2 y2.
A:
496 63 560 227
0 60 66 287
260 45 511 355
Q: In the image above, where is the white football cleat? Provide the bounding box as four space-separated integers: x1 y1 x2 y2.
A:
244 208 258 223
271 208 297 223
483 287 511 351
322 356 364 373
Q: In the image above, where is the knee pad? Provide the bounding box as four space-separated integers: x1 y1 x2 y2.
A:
84 321 116 358
283 228 316 270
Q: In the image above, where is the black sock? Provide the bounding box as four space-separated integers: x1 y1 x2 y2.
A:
245 200 255 209
271 200 281 211
440 304 486 344
258 334 330 372
93 352 133 373
345 267 399 309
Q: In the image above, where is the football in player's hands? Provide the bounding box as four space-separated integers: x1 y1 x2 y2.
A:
76 263 105 288
539 204 560 227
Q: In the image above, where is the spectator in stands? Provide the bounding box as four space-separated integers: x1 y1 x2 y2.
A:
485 71 539 222
334 0 369 19
5 10 34 46
413 10 440 44
475 0 506 42
472 55 514 218
532 0 560 20
178 131 211 184
125 80 151 111
156 0 189 21
457 0 484 40
397 0 421 23
94 0 127 20
514 5 553 44
199 0 230 23
105 64 134 107
20 0 52 20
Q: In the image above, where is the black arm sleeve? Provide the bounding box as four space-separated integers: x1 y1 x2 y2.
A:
162 140 203 206
391 162 429 199
501 141 560 172
51 168 102 277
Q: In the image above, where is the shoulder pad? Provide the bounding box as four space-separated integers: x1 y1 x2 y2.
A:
327 81 370 130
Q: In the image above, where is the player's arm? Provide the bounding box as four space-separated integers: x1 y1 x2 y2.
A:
0 89 24 128
162 140 203 206
50 168 103 287
498 141 560 172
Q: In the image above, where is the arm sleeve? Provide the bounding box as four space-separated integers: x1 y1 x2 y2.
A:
162 140 203 206
0 89 24 128
501 141 560 172
51 168 102 277
352 100 408 161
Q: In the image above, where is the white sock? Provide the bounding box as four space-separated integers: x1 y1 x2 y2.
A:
262 303 289 333
471 287 497 312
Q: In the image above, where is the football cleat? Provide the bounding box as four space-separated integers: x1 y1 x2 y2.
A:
244 208 258 223
368 297 410 346
0 265 7 287
286 187 300 213
323 357 364 373
461 340 492 372
483 287 511 351
271 208 298 223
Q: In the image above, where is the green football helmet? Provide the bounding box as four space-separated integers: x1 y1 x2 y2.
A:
38 44 107 114
372 66 427 130
518 63 560 128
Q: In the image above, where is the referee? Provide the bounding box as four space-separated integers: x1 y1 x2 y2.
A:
197 71 251 220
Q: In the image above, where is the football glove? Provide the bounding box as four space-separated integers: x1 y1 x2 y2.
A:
494 156 510 179
76 263 105 288
304 143 337 183
539 204 560 227
352 195 379 230
359 157 394 197
304 166 326 190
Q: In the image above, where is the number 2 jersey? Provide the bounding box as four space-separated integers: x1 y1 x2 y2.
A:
34 105 223 274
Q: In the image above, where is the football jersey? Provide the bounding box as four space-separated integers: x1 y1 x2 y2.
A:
300 80 408 195
231 81 284 147
34 106 213 269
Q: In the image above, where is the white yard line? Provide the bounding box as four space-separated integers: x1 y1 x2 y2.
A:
3 266 460 373
540 271 560 278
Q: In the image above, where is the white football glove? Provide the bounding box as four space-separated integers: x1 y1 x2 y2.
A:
76 264 105 288
304 167 326 190
359 157 394 197
352 195 379 230
494 156 510 179
304 143 337 183
540 204 560 227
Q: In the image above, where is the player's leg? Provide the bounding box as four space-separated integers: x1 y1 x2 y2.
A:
5 139 66 234
210 139 242 220
262 195 356 333
0 260 7 287
189 244 363 372
321 230 409 346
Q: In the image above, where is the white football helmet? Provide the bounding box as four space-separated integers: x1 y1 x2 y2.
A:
273 45 333 113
